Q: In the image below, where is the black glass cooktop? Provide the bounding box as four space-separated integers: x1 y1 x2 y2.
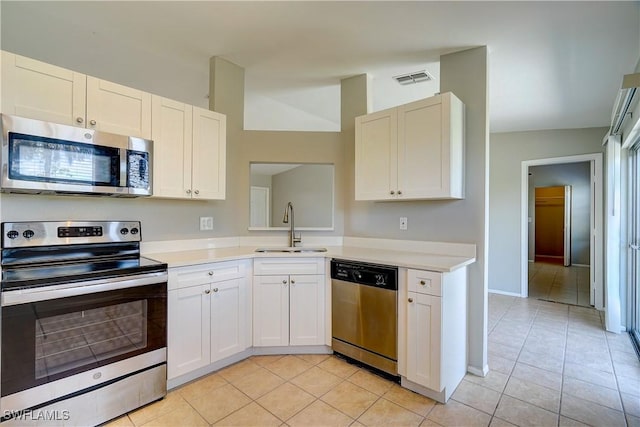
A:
1 256 166 291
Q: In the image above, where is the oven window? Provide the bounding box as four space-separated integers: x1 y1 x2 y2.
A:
1 283 166 397
35 300 148 379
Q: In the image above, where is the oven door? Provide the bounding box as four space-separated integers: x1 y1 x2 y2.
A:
0 280 166 411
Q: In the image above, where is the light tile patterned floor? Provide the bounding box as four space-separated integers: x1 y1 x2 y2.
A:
107 295 640 427
529 262 591 307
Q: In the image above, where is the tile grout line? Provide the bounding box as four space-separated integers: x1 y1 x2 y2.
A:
604 328 631 427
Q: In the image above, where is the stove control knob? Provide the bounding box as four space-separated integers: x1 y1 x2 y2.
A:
6 230 19 239
120 228 129 235
130 227 139 235
23 230 35 239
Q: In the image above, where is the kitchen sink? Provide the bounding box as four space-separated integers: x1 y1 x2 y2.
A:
255 247 327 253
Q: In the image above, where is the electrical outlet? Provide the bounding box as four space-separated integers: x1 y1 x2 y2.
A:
400 217 408 230
199 216 213 231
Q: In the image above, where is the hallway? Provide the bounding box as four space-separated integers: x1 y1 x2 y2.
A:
528 262 590 307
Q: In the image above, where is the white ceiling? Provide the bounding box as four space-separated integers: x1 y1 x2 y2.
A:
2 1 638 133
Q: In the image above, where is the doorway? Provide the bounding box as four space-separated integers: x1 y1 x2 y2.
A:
521 154 603 309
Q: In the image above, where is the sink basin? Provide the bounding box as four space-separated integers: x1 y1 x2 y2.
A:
255 247 327 253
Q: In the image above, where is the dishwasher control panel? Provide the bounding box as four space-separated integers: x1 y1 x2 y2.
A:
330 259 398 290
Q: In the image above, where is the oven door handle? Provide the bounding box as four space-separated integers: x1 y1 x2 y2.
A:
1 271 168 306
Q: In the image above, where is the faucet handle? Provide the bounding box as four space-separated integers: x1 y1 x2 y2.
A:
293 233 302 246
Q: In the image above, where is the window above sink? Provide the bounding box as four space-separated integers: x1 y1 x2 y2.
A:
249 163 334 231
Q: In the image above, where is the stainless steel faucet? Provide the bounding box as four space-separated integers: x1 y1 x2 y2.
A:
282 201 302 247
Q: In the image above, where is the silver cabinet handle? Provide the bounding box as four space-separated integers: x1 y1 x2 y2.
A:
282 280 287 285
213 288 219 293
291 279 295 284
398 190 402 195
390 190 395 195
408 298 413 303
420 280 426 286
194 190 200 195
204 289 211 294
208 271 214 276
186 189 192 194
76 117 84 124
89 119 97 126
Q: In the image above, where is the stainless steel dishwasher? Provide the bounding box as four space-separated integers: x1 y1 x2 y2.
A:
331 259 398 376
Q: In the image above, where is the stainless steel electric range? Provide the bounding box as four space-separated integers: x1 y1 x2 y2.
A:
0 221 168 426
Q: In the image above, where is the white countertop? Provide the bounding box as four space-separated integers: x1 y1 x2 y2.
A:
146 245 475 272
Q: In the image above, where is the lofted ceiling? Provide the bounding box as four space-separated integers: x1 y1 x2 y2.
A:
1 1 639 133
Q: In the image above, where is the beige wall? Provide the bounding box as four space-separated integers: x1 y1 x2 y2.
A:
271 165 333 228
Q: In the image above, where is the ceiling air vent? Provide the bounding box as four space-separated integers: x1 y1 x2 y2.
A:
393 70 434 85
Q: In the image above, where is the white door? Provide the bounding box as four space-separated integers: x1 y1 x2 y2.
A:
167 286 211 379
406 292 442 391
191 107 226 200
211 278 247 362
1 51 86 126
250 186 270 227
151 96 192 198
253 275 289 347
86 76 151 139
289 274 325 346
355 108 397 200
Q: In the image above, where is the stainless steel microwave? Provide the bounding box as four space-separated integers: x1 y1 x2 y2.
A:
0 114 152 197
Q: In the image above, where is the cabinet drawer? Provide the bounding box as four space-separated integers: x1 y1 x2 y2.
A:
408 269 442 296
253 258 325 275
169 261 244 290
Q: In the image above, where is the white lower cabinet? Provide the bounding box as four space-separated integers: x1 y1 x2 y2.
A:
403 267 468 403
168 260 249 380
253 258 326 347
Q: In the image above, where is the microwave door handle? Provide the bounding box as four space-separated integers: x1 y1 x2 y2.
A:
120 148 128 188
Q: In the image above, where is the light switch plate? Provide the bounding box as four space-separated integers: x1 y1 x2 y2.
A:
400 217 408 230
200 216 213 231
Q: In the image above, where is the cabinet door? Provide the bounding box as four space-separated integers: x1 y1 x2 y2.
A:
289 274 325 346
253 275 289 347
406 292 442 391
168 285 211 379
211 278 248 362
355 108 397 200
1 51 86 126
398 93 464 199
191 107 226 200
397 97 444 199
151 96 193 199
86 76 151 139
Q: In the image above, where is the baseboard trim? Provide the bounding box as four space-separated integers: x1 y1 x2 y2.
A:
488 289 523 297
467 364 489 377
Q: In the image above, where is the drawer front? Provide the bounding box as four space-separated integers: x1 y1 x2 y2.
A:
253 257 325 276
407 269 442 296
170 261 244 290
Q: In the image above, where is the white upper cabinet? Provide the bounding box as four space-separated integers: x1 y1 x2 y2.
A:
86 77 151 139
191 107 226 200
354 108 398 200
355 92 465 201
1 51 152 139
1 51 86 126
151 96 192 199
151 96 226 200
